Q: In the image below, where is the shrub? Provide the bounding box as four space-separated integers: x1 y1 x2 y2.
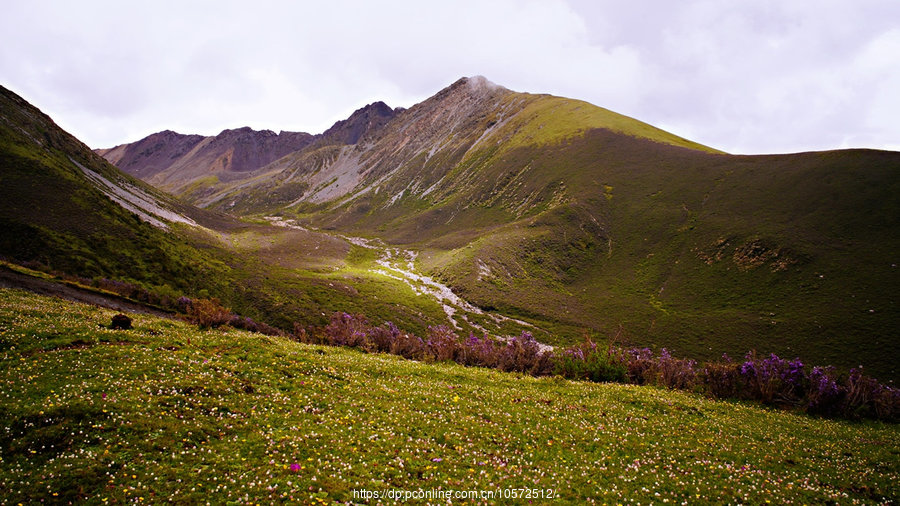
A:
871 385 900 422
739 352 806 406
293 323 331 345
806 366 842 416
176 296 193 314
293 313 898 422
459 334 501 368
497 332 547 374
227 314 282 336
702 354 741 399
109 313 133 330
425 326 464 363
649 349 698 391
623 347 654 384
842 367 883 419
554 338 626 382
389 331 427 361
323 312 386 350
186 298 232 329
368 322 400 353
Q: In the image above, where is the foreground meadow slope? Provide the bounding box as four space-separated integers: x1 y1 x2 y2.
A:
1 288 897 504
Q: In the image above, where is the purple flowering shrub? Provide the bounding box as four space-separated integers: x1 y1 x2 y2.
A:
299 312 898 422
324 312 373 349
620 347 654 384
459 334 502 368
806 366 842 416
738 352 807 406
497 332 553 375
647 349 698 390
425 326 465 363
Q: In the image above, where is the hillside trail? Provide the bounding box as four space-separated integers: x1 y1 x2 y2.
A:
264 217 552 352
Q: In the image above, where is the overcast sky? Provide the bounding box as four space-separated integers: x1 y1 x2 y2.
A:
1 0 898 154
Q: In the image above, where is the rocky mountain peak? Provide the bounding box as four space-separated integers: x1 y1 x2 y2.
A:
319 101 398 145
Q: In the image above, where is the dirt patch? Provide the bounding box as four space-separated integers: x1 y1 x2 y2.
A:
732 240 797 272
697 238 798 272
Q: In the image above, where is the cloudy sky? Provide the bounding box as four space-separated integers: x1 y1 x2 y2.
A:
1 0 898 154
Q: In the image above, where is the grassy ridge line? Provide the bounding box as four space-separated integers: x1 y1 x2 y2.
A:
1 288 898 504
489 93 723 154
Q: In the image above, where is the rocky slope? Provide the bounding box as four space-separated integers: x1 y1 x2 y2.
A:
97 102 399 202
96 127 315 195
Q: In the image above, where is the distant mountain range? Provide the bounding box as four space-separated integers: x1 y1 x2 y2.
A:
95 100 398 201
3 77 898 381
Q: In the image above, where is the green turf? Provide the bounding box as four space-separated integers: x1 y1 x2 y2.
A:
1 288 897 504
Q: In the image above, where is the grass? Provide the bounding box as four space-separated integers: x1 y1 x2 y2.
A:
491 93 722 154
1 288 898 504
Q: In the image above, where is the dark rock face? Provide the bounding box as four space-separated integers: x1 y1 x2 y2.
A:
95 130 205 180
94 102 395 190
199 127 315 173
319 101 397 145
96 127 316 191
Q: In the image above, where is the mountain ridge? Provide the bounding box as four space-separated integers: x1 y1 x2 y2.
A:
93 76 900 380
98 76 719 211
7 78 900 380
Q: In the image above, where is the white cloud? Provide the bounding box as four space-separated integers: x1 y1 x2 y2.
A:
0 0 897 153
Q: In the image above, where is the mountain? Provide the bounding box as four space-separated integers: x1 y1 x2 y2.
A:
317 100 397 145
96 101 399 207
97 77 900 380
95 127 316 197
0 85 465 337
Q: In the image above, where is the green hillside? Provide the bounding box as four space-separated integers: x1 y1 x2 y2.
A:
1 288 898 504
253 84 899 381
0 85 465 336
410 133 900 381
0 86 230 295
18 76 900 382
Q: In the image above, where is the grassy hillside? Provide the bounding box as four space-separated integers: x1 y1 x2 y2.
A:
294 120 900 380
416 133 900 381
0 86 236 299
15 77 900 382
1 288 898 504
0 85 491 337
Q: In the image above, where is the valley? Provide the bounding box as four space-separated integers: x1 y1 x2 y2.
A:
2 75 899 504
95 77 900 380
3 76 899 380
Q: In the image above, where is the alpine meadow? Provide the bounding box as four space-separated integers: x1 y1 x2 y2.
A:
1 75 898 504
